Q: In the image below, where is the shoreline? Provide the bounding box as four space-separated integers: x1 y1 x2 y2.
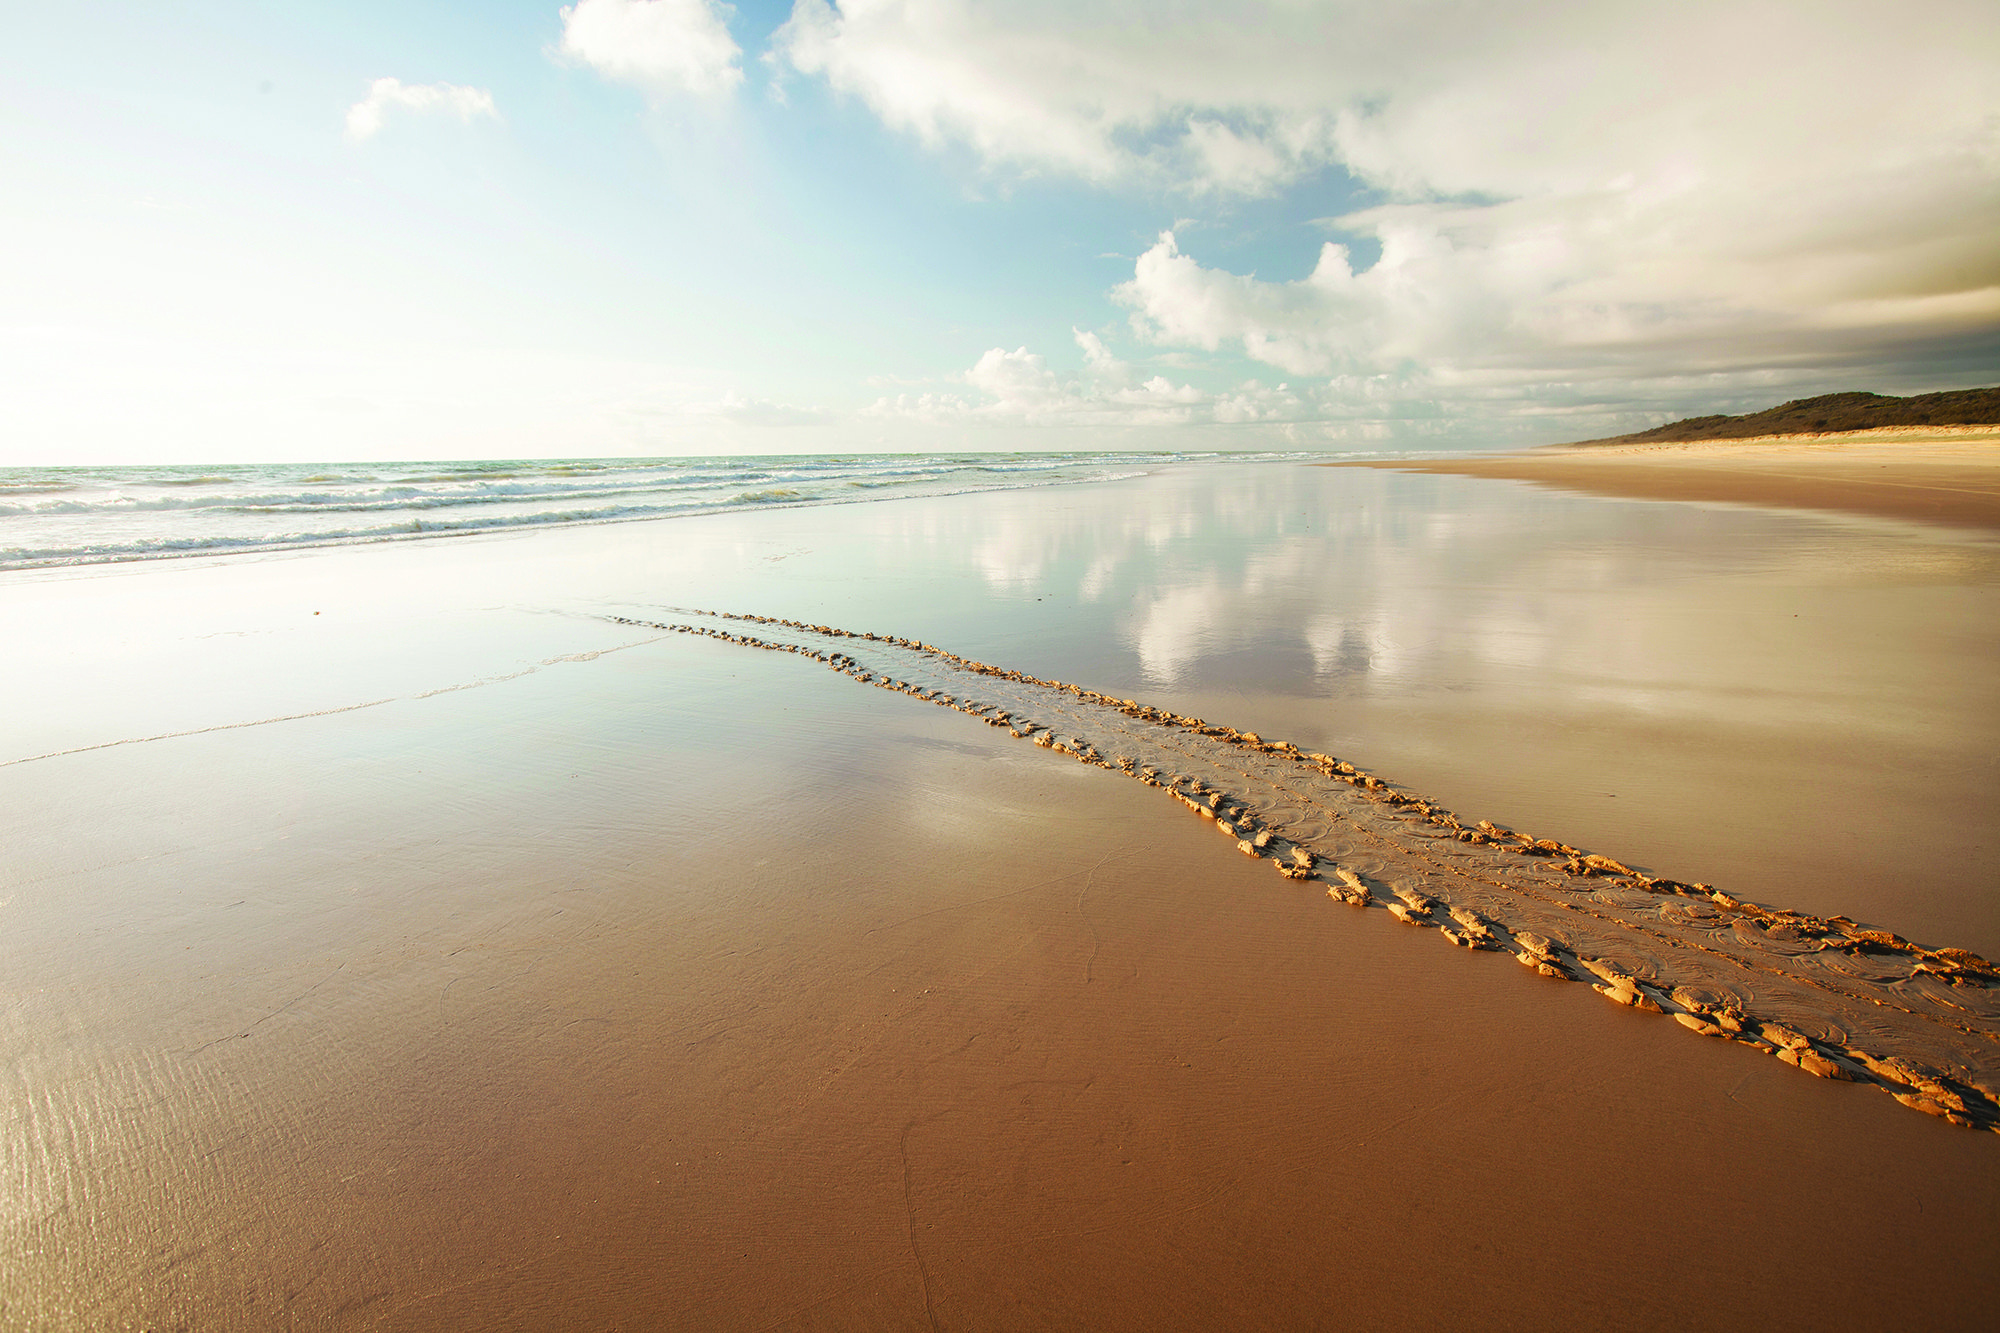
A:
5 462 1995 1326
1331 429 2000 529
0 452 1174 574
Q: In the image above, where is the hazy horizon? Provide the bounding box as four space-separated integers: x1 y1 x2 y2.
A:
5 0 1996 465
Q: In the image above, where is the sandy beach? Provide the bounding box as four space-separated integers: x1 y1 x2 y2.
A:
1336 428 2000 530
3 461 1996 1327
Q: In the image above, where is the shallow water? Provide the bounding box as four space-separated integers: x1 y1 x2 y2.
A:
17 461 1990 944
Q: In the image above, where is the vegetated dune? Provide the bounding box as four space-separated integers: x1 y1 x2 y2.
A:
1569 387 2000 446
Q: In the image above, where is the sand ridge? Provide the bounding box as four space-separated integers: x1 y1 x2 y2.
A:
611 607 2000 1133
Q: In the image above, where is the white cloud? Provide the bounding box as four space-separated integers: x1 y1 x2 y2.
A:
560 0 744 98
964 346 1063 411
1072 327 1123 380
866 334 1298 428
777 0 2000 408
774 0 1133 180
345 78 498 140
770 0 1363 188
1116 232 1365 377
1181 118 1296 196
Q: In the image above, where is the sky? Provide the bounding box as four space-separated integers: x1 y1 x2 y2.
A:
3 0 1996 464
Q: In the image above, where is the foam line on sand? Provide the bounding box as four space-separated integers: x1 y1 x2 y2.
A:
614 607 2000 1133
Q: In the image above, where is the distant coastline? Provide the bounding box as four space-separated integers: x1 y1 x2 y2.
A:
1333 388 2000 529
1555 387 2000 449
1548 423 1999 451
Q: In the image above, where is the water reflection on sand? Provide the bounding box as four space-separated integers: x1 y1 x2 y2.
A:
5 459 1993 950
810 463 1998 953
5 459 1998 1328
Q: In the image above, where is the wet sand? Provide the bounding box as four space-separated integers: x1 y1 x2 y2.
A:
608 610 2000 1126
3 464 1996 1327
1336 429 2000 530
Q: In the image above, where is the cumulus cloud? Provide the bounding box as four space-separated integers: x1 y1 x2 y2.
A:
1117 233 1367 377
560 0 744 98
345 78 498 140
868 332 1301 427
1072 328 1123 379
963 345 1063 411
778 0 2000 409
771 0 1352 187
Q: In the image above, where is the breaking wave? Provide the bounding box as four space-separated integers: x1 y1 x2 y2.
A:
0 452 1370 570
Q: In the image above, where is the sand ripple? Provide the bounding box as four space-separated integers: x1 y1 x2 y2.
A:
612 609 2000 1133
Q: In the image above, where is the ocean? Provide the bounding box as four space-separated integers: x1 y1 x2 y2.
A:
0 451 1363 571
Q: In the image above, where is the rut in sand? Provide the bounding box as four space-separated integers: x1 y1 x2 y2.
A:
613 608 2000 1133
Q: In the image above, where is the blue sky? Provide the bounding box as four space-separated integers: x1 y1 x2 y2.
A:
4 0 1996 463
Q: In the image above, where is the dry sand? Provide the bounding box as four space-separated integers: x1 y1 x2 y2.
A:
1337 428 2000 530
3 466 1995 1328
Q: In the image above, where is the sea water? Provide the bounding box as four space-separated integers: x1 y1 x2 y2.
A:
0 451 1360 570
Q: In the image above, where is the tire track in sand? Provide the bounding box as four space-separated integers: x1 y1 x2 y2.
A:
617 609 2000 1134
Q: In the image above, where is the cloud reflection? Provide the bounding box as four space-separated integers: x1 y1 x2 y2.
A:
861 464 1999 752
